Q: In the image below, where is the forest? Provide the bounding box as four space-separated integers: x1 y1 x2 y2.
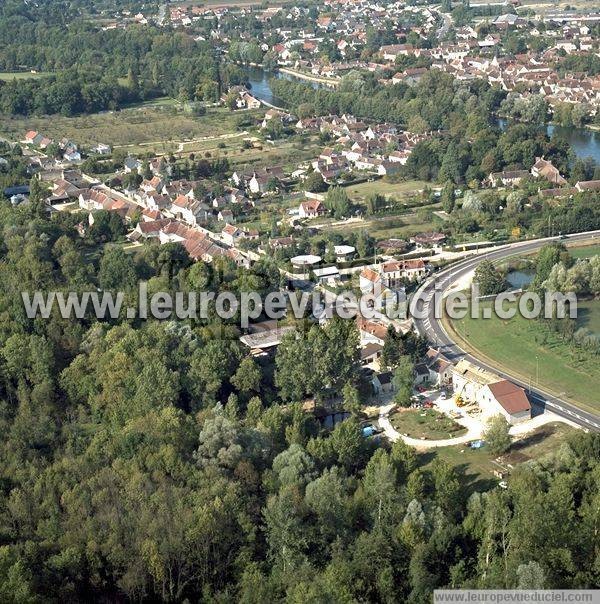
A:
0 154 596 601
0 1 248 115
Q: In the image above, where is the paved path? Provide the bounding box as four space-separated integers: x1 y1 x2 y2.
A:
377 395 582 451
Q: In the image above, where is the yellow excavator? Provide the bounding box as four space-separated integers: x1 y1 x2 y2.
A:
455 394 466 407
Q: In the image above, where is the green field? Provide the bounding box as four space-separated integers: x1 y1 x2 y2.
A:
0 71 54 81
423 422 577 495
344 179 430 201
447 299 600 413
316 209 442 240
570 244 600 259
0 106 252 151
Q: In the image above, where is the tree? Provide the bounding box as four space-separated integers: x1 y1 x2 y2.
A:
231 356 262 395
304 172 327 193
272 444 316 489
342 382 362 416
484 415 511 455
365 193 385 216
438 143 462 184
393 356 414 407
325 186 350 219
98 246 137 291
441 180 456 214
533 244 569 288
473 260 506 296
517 562 546 589
329 417 366 472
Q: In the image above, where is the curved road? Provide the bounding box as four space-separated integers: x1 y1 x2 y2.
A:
412 230 600 431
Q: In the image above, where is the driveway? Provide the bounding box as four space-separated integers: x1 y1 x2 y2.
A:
377 390 581 450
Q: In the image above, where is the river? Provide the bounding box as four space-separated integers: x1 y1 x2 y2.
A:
245 69 600 161
244 66 320 108
497 117 600 163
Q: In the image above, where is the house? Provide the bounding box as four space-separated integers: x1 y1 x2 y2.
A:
63 148 81 163
24 131 39 145
124 157 142 173
359 267 382 295
218 209 235 223
361 342 383 366
128 218 171 241
381 259 428 286
531 157 567 186
357 318 389 346
372 371 394 394
299 199 326 218
221 223 245 246
269 236 294 249
479 380 532 425
575 180 600 192
91 143 112 155
425 348 454 387
411 232 446 248
169 194 209 226
451 360 531 424
380 44 414 61
489 170 530 187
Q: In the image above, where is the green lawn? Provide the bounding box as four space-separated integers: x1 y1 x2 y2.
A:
320 211 442 240
390 408 467 440
447 300 600 413
0 71 54 81
423 422 577 495
343 179 430 201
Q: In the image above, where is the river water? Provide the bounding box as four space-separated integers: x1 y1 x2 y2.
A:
244 66 320 108
245 68 600 162
497 117 600 163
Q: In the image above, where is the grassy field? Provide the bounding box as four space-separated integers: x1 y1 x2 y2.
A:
390 408 467 440
343 179 430 201
447 299 600 413
0 106 252 151
570 244 600 259
422 422 577 495
0 71 54 81
319 210 442 240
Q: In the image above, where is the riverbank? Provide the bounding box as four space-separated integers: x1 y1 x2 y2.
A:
277 67 340 87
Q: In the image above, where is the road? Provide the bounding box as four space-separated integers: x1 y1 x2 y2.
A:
437 11 452 39
412 230 600 431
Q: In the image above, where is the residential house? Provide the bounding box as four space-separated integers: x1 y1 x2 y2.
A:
372 371 394 394
489 170 530 187
221 223 245 246
411 232 446 248
531 157 567 186
575 179 600 192
451 359 531 424
479 380 532 425
299 199 326 218
169 194 209 226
